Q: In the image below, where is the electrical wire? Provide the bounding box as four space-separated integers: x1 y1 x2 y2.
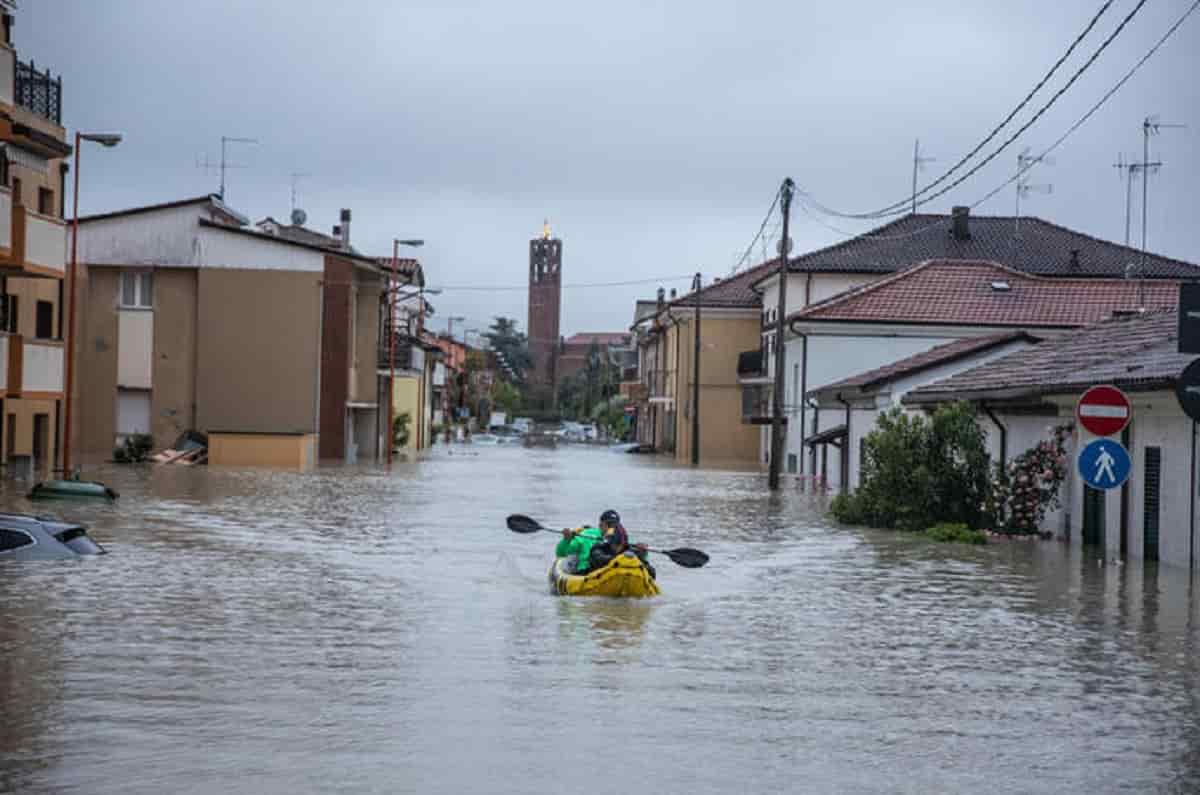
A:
431 274 696 292
729 185 781 277
806 0 1148 220
969 0 1200 211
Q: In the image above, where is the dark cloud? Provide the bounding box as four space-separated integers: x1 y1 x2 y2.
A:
21 0 1200 336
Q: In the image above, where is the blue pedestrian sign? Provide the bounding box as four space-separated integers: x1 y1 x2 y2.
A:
1077 439 1131 490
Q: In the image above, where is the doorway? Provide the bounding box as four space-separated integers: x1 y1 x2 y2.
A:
1082 485 1105 547
32 413 48 475
1143 446 1161 561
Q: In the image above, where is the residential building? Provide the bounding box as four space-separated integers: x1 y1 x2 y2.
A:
74 195 388 467
376 258 436 453
558 332 634 381
0 9 71 477
631 272 766 467
903 309 1195 569
751 206 1200 474
789 259 1179 491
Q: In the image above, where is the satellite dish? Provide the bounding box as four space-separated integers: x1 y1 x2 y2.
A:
291 208 307 226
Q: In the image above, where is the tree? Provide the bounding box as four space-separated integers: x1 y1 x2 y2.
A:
483 317 531 381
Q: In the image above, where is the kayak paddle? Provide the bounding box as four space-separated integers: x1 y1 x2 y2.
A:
506 513 709 568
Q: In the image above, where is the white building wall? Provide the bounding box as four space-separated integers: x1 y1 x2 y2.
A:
78 203 326 273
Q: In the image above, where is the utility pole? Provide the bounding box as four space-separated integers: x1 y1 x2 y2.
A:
769 178 795 491
911 139 935 215
1141 116 1185 268
219 135 257 200
1015 148 1053 236
691 271 701 467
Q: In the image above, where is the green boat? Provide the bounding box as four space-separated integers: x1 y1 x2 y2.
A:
28 479 119 501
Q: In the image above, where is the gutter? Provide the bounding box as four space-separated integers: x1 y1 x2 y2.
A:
836 392 851 494
981 402 1007 465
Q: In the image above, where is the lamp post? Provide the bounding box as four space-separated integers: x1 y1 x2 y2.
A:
387 238 423 466
63 131 122 475
444 315 465 442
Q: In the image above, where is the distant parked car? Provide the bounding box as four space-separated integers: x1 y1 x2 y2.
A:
0 514 106 560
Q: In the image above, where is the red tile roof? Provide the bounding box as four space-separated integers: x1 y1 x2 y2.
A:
790 260 1179 328
813 331 1041 395
903 309 1185 403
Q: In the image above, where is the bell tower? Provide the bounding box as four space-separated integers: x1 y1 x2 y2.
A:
527 220 562 407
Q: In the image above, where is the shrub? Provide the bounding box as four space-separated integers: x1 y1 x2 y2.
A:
836 403 989 531
925 522 987 545
393 412 411 449
983 423 1071 535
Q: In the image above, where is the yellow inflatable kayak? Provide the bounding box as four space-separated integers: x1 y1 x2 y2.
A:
548 551 661 598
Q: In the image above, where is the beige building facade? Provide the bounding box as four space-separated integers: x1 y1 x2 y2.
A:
75 196 386 467
0 9 70 477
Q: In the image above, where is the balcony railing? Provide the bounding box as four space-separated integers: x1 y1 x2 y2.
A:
23 209 66 276
378 335 424 373
15 59 62 125
21 338 63 394
741 383 772 424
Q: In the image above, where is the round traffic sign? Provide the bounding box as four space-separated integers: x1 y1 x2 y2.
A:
1076 384 1131 437
1175 359 1200 422
1077 438 1131 490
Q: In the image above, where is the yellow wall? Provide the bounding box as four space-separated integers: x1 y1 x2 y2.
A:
5 396 56 459
671 312 763 468
391 375 421 451
208 433 317 470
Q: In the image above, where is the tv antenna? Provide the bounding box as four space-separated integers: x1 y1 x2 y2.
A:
1112 153 1158 247
218 135 258 200
1014 147 1053 236
910 139 936 215
1139 115 1185 262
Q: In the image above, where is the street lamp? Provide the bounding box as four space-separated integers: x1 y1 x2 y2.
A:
386 237 424 466
63 131 123 474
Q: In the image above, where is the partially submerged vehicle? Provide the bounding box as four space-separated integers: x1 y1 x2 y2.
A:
0 514 106 560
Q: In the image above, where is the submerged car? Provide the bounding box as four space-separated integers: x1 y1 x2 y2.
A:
0 514 106 560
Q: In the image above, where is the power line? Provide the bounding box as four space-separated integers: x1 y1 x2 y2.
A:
969 0 1200 211
432 274 696 292
729 185 781 276
807 0 1147 220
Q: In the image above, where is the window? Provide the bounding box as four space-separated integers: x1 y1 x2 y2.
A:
35 299 52 339
37 186 53 216
0 527 33 552
0 149 8 187
116 389 151 438
119 271 152 309
11 176 20 204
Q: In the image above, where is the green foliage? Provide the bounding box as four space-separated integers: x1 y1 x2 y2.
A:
112 433 153 464
483 316 531 380
393 412 411 448
982 424 1071 535
491 379 522 415
558 340 621 422
591 396 630 440
831 403 990 531
925 522 987 545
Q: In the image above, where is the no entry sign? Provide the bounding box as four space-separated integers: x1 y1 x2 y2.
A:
1076 385 1131 437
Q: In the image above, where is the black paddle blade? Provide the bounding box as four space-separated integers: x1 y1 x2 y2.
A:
663 547 709 568
506 514 546 534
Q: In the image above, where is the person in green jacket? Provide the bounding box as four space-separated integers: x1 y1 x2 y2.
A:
556 524 604 574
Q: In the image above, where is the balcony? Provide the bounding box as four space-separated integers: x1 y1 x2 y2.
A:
15 59 62 125
741 383 777 425
2 204 66 278
2 334 63 397
378 335 424 374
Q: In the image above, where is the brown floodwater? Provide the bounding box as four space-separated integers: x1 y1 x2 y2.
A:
2 445 1200 793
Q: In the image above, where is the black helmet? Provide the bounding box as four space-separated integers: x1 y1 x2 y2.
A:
599 509 621 527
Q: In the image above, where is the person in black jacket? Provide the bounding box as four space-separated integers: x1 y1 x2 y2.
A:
588 509 655 579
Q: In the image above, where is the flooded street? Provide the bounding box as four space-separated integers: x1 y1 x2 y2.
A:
3 446 1200 793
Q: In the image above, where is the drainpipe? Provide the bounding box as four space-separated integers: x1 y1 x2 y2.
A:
1192 420 1197 570
837 392 851 494
981 402 1007 465
798 331 807 474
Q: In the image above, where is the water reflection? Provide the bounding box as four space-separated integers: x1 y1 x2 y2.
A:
2 449 1200 792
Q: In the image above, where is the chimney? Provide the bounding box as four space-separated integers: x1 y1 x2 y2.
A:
332 224 341 238
1069 248 1080 269
951 206 971 240
339 208 351 247
669 288 677 300
656 287 665 310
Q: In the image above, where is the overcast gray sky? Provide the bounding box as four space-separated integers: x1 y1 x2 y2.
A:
23 0 1200 338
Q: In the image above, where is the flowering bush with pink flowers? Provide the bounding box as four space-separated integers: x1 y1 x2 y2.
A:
983 423 1071 535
